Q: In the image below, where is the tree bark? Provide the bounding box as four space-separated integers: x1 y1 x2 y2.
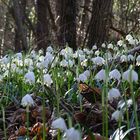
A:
36 0 49 52
13 0 28 52
87 0 113 48
59 0 77 50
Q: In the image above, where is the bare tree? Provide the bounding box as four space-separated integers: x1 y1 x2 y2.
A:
87 0 113 48
13 0 28 52
58 0 77 50
36 0 49 52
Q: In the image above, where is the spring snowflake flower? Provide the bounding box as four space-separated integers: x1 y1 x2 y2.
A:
81 59 88 67
15 52 22 60
122 68 138 83
21 94 34 107
111 110 123 121
65 128 81 140
94 50 100 56
120 55 127 62
107 43 114 49
92 44 97 50
78 54 85 62
1 55 10 64
30 50 36 59
68 59 74 67
91 56 105 66
136 55 140 66
83 70 90 77
117 40 124 46
95 69 106 81
101 43 106 48
43 74 53 87
60 59 68 67
42 59 50 68
47 46 53 53
25 58 33 66
127 54 134 61
45 52 53 63
24 71 35 84
39 55 45 62
126 34 133 41
83 48 91 55
109 69 121 81
105 52 113 60
51 117 67 131
77 73 87 82
125 34 135 45
108 88 121 102
117 99 133 112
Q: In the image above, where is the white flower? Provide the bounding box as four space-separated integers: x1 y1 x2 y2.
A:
1 55 10 64
79 54 85 62
42 59 50 68
108 88 121 102
25 58 33 66
94 50 100 56
117 99 133 112
101 43 106 48
51 117 67 131
136 55 140 66
120 55 127 62
47 46 53 53
105 52 112 60
77 73 87 82
45 52 53 63
81 59 88 67
30 50 36 59
15 52 22 60
128 38 135 45
91 56 105 66
65 128 81 140
122 69 138 82
21 94 34 107
117 40 124 46
127 54 134 61
111 110 123 121
39 49 43 55
68 60 74 67
24 71 35 84
109 69 121 81
83 70 90 77
92 44 97 50
60 59 68 67
43 74 53 86
108 43 114 49
95 69 106 81
126 34 135 45
83 48 91 55
126 34 133 41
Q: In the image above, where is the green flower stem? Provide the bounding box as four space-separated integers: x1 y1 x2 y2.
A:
130 83 140 139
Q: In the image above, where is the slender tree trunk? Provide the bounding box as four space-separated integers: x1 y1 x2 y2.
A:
36 0 49 53
87 0 113 48
59 0 77 50
13 0 28 52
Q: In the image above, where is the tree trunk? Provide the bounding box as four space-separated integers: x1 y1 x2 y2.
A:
13 0 28 52
87 0 113 48
59 0 77 50
36 0 49 52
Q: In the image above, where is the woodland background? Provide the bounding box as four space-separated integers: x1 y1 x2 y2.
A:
0 0 139 54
